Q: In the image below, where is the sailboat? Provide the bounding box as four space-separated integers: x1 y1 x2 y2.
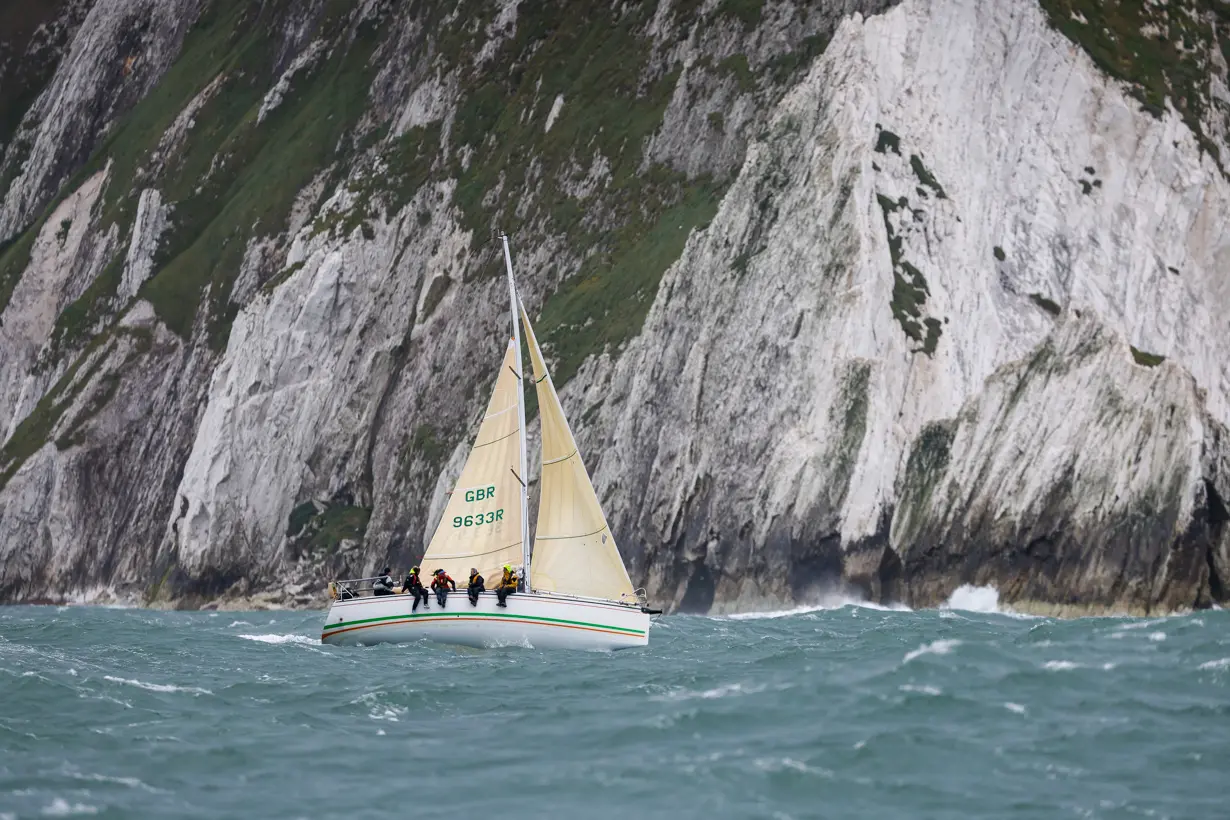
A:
320 235 655 650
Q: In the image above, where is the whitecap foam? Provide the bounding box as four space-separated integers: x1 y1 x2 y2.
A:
1113 618 1167 631
903 639 961 664
1198 658 1230 670
753 757 831 776
227 620 254 628
41 799 98 816
237 633 319 647
725 604 832 620
103 676 211 696
723 596 910 620
899 684 942 696
652 682 767 702
1043 660 1079 671
64 770 163 794
1147 631 1166 642
1004 702 1027 714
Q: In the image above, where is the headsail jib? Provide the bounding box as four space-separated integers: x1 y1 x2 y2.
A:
520 307 636 603
419 340 525 583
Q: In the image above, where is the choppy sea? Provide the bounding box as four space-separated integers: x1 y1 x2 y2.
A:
1 588 1227 819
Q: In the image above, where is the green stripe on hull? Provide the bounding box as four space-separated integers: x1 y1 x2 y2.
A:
321 609 646 637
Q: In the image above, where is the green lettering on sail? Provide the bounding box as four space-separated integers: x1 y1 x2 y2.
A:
452 508 504 528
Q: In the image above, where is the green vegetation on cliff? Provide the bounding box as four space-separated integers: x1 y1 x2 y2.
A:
1039 0 1230 164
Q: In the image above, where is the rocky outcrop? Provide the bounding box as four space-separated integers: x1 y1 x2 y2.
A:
0 0 1226 615
893 313 1230 615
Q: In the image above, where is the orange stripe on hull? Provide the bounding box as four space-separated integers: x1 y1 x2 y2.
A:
321 616 640 641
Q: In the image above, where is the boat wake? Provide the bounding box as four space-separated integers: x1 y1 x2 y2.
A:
237 633 319 647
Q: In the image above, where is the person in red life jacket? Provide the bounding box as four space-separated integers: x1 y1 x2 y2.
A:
403 566 428 612
431 569 456 608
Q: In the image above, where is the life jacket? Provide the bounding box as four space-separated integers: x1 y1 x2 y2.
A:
432 572 453 589
500 570 517 588
469 573 484 588
406 572 423 591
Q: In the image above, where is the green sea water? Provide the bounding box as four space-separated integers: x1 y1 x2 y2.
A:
1 598 1227 819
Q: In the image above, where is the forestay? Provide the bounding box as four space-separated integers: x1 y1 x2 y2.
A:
520 308 636 603
420 340 525 582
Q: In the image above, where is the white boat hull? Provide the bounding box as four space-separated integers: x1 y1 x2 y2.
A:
320 590 650 651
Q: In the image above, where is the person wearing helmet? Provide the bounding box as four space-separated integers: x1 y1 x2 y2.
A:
372 567 395 596
431 568 456 607
467 567 486 606
404 566 428 611
495 564 518 607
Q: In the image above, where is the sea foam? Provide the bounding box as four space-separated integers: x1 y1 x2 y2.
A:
903 639 961 663
40 798 98 816
237 633 319 647
943 585 1002 613
103 676 211 696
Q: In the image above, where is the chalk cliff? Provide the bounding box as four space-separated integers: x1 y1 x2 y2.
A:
0 0 1226 614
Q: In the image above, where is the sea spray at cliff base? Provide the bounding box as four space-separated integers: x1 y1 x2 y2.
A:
3 605 1228 819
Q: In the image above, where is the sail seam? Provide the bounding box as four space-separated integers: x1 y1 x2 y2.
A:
426 540 523 560
471 428 519 449
535 525 607 541
542 448 577 466
483 404 517 421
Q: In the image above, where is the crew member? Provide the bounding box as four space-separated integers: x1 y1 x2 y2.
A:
467 567 485 606
431 569 456 607
495 564 518 607
404 566 428 611
372 567 395 596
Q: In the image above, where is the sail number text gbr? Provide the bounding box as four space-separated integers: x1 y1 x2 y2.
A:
453 485 503 528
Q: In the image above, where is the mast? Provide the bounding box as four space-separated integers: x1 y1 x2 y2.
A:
499 232 532 592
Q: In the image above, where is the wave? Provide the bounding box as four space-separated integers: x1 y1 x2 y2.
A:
652 681 768 702
1198 658 1230 670
723 597 910 620
903 639 961 663
39 798 98 816
899 684 942 696
237 633 319 647
103 676 212 696
1042 660 1117 672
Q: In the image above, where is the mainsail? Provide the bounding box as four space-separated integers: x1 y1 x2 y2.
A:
520 308 636 602
419 340 525 583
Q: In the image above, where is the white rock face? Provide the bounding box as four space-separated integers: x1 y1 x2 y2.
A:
167 183 472 579
586 0 1230 611
118 188 166 302
257 39 327 125
0 169 111 442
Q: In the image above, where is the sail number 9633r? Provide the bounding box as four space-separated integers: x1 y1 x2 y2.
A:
453 509 504 528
